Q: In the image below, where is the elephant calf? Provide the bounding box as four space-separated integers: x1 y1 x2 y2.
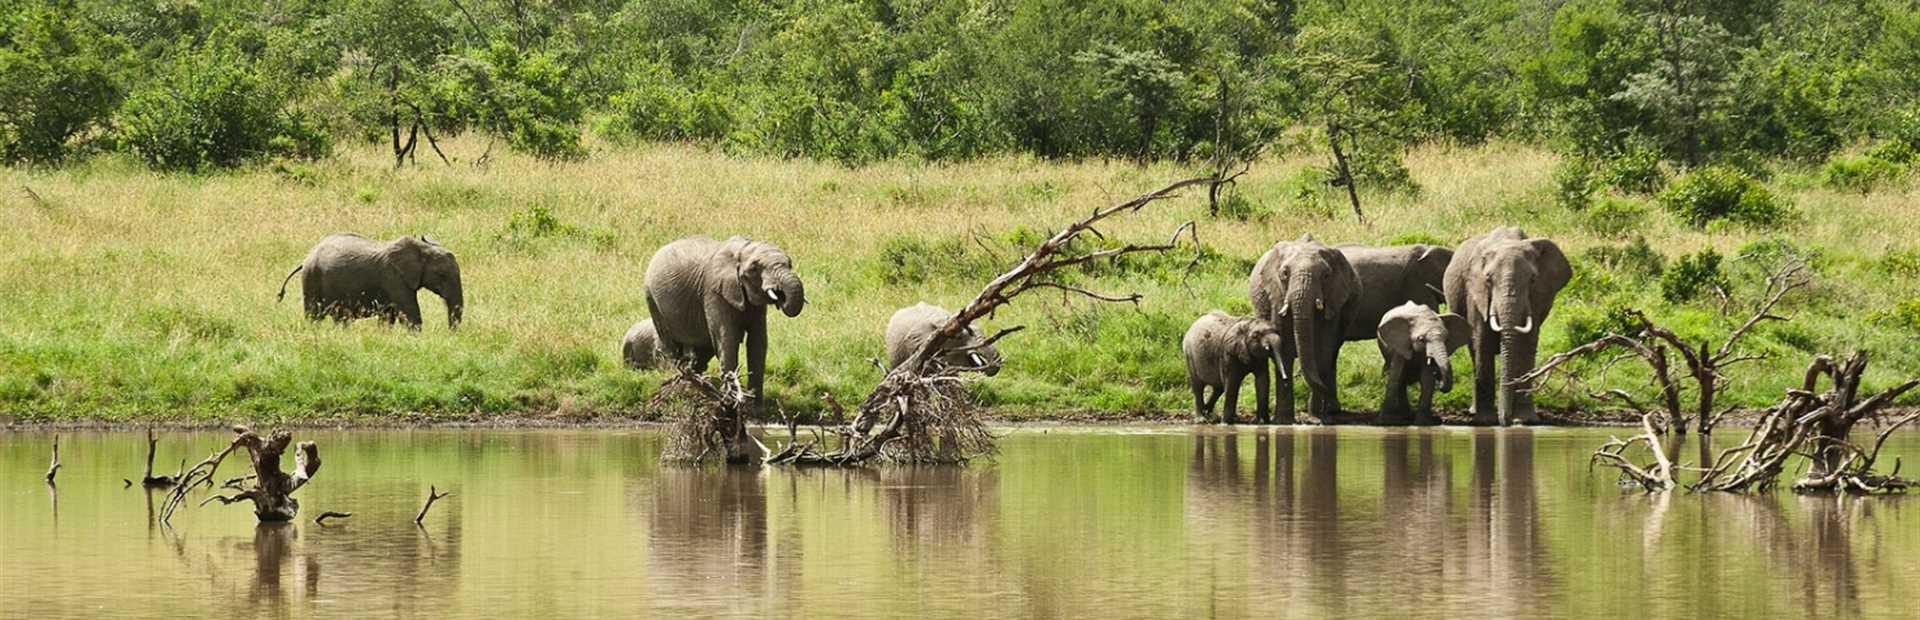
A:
623 319 663 369
885 303 1003 375
277 233 463 330
1376 302 1470 425
1182 311 1285 424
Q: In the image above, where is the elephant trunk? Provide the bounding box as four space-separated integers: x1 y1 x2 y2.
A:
1289 279 1327 391
442 277 464 330
1427 340 1453 393
1265 333 1287 380
769 267 806 318
1499 327 1539 424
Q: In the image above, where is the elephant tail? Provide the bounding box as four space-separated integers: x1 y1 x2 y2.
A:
276 265 303 303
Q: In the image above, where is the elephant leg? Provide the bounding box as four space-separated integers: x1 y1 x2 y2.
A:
705 304 747 390
745 311 769 404
1315 326 1343 421
1191 381 1211 423
1416 367 1438 425
1252 363 1271 424
1276 347 1297 424
1381 355 1410 424
1471 322 1500 425
392 295 423 331
1222 372 1243 425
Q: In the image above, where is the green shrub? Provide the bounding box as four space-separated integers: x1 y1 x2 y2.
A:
1560 304 1640 346
1661 249 1729 303
1384 232 1447 247
0 8 124 164
1582 236 1665 280
1552 156 1596 211
1280 167 1336 218
1600 145 1665 194
1865 140 1917 165
1869 298 1920 332
602 69 732 143
119 45 319 171
1216 193 1270 222
1583 197 1649 239
1820 155 1906 194
1657 166 1789 228
1875 249 1920 278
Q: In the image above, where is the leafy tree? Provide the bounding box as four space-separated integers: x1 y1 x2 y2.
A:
0 5 125 163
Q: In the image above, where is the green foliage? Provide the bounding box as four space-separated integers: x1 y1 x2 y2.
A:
1384 232 1446 247
1820 154 1907 194
1561 304 1642 346
1215 193 1270 222
1661 249 1729 304
1599 143 1666 194
1870 298 1920 332
0 6 124 164
1584 197 1651 239
1553 156 1596 210
118 44 321 171
1657 166 1788 228
1279 166 1336 218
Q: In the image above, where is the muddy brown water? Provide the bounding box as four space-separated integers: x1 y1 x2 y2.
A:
2 427 1916 618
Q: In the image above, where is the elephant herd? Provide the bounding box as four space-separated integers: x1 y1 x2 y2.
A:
279 225 1567 425
1190 226 1570 426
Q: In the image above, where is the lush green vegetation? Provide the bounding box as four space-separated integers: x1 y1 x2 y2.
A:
3 139 1919 422
6 0 1920 422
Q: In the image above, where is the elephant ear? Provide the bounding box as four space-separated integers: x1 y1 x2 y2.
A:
1439 313 1471 354
386 237 427 289
1377 312 1416 361
1529 238 1572 297
1320 247 1362 309
715 242 751 311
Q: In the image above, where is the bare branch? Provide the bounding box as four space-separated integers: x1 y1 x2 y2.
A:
415 486 453 525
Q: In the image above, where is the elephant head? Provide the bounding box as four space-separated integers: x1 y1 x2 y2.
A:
394 236 463 329
1407 244 1453 306
1229 316 1286 380
943 326 1004 376
1264 234 1359 392
720 237 806 317
1378 302 1469 392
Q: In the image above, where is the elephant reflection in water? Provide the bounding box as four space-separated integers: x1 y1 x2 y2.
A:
1376 431 1453 597
647 467 771 616
1458 430 1554 616
862 466 999 549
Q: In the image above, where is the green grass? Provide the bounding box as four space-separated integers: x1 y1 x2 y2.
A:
4 136 1920 423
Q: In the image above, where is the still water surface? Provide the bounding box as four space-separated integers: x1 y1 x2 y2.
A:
2 427 1917 618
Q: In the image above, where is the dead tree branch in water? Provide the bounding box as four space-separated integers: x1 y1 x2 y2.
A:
1518 254 1811 434
159 426 321 524
760 177 1214 466
1694 352 1919 494
656 369 759 463
315 511 353 525
140 428 182 487
415 486 452 525
45 436 60 484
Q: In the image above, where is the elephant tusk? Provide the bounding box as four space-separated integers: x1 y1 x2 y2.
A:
1488 313 1503 332
1516 315 1534 334
1277 303 1290 318
969 352 986 368
765 287 783 303
1314 298 1324 312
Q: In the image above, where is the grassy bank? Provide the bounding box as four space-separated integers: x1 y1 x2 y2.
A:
4 138 1919 423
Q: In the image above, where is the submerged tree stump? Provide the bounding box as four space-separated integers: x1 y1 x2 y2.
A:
160 426 321 524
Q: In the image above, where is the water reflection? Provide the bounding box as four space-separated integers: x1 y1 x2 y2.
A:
647 466 769 616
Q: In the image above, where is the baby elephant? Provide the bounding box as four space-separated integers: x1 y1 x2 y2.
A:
885 303 1003 375
622 319 663 369
1376 302 1470 425
1182 311 1285 424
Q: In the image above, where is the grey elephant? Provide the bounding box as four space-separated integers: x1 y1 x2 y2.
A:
276 233 463 329
1182 311 1285 424
1337 243 1453 337
1249 234 1361 423
622 319 663 369
885 303 1003 376
1443 227 1571 425
643 236 807 402
1377 302 1470 425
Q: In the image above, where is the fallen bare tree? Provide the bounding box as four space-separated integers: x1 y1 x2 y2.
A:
659 177 1213 466
1518 251 1811 434
1581 352 1918 495
158 426 321 524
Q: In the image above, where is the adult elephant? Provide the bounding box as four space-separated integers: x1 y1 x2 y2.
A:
1250 234 1361 423
1443 227 1571 425
276 234 463 330
885 303 1003 376
644 236 807 403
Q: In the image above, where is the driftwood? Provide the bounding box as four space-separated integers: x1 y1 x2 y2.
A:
140 428 183 487
314 511 353 525
415 486 452 525
754 177 1213 466
159 426 321 524
1518 253 1810 434
1586 352 1918 495
45 435 60 484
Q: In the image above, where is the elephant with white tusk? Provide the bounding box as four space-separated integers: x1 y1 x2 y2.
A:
1376 302 1470 425
643 236 807 403
1182 311 1286 424
276 234 463 330
1249 234 1362 423
885 303 1003 376
1443 227 1571 425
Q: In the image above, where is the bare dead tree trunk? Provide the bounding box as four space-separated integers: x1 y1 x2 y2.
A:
141 428 180 487
1327 122 1364 223
415 486 452 525
45 436 59 484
